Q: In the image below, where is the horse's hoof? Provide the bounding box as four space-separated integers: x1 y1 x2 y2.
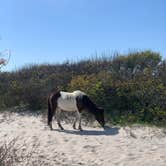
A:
73 125 76 130
79 127 83 131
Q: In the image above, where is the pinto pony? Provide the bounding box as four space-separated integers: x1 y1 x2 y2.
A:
47 90 105 131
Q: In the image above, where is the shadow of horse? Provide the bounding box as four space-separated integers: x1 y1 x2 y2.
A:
53 126 120 136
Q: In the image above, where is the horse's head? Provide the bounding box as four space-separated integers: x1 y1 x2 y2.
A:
95 108 105 128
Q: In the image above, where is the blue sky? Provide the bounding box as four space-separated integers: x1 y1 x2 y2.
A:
0 0 166 71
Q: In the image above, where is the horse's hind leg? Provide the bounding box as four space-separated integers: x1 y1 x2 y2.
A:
48 97 55 130
56 108 64 130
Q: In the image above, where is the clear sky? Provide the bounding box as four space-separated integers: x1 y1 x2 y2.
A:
0 0 166 71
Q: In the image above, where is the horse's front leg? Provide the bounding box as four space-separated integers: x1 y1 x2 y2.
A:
78 112 83 131
73 111 79 130
56 109 64 130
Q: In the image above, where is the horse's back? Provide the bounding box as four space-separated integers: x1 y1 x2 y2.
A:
57 90 85 111
72 90 86 96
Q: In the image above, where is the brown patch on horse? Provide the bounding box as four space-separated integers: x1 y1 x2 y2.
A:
77 95 105 128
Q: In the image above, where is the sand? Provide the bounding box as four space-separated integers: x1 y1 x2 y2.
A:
0 112 166 166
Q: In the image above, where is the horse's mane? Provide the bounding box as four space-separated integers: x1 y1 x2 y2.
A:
82 95 98 114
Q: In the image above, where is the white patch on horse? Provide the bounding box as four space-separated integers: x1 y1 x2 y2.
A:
57 91 85 112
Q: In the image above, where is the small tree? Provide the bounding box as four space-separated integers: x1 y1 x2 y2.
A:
0 49 11 70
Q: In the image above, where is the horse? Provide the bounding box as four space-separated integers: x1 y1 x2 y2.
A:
47 90 105 131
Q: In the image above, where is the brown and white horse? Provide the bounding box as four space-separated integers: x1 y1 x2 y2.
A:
47 90 105 131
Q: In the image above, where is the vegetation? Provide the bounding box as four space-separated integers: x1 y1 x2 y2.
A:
0 50 166 126
0 137 48 166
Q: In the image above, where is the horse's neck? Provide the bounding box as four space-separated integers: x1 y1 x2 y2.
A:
82 95 98 114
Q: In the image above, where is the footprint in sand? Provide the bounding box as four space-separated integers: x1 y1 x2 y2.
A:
3 134 8 137
83 145 97 153
63 138 69 142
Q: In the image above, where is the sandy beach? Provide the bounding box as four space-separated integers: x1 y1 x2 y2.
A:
0 112 166 166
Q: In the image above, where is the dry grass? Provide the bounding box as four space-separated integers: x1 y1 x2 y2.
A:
0 137 49 166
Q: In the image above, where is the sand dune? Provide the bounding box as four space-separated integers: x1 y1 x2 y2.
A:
0 112 166 166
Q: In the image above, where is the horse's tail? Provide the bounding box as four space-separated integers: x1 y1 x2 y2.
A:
47 91 61 126
47 95 53 126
